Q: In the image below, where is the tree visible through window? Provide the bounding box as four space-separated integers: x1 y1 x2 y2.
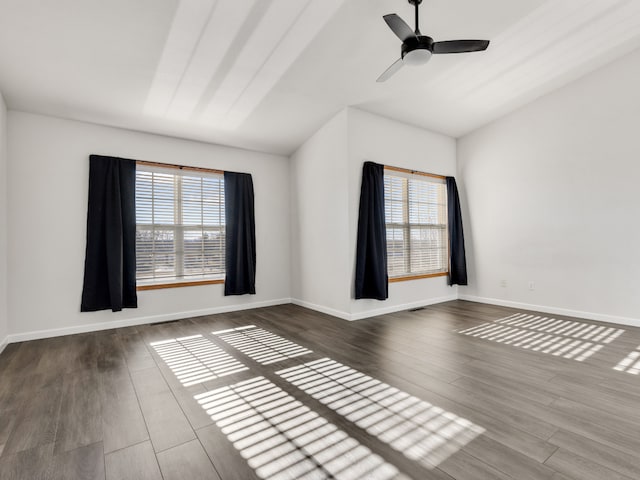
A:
384 170 448 278
135 165 225 284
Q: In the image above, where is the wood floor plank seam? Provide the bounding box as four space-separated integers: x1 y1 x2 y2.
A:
121 346 154 452
543 447 637 480
461 445 551 480
99 438 157 457
542 444 560 464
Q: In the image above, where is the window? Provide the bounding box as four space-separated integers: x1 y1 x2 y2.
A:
384 169 448 280
135 163 225 288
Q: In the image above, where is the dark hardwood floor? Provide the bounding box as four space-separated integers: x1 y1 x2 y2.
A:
1 300 640 479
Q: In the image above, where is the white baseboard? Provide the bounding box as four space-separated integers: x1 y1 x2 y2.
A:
292 295 459 321
7 293 638 345
290 299 351 321
6 298 292 344
459 294 640 329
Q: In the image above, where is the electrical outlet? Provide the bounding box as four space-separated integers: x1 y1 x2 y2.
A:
528 281 535 291
500 280 507 288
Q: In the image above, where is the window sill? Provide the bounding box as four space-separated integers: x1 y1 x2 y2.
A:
389 272 448 283
137 278 224 291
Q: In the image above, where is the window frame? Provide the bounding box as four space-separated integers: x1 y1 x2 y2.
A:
383 165 449 283
135 160 226 291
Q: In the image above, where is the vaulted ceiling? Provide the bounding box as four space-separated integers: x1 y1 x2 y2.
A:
1 0 640 155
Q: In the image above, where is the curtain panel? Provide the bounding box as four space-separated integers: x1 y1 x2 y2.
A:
355 161 388 300
224 171 256 295
446 176 468 286
81 155 137 312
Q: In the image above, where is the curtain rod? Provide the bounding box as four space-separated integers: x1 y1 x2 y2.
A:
384 165 446 180
136 159 224 175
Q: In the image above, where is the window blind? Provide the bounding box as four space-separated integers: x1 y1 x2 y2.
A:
384 172 448 278
135 165 225 283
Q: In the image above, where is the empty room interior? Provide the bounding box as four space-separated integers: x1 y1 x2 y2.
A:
1 0 640 479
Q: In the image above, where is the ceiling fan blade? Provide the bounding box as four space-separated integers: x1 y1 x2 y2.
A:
432 40 490 54
376 58 404 83
383 14 416 42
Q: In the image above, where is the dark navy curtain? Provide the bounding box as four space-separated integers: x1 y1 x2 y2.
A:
224 172 256 295
446 177 468 286
355 161 388 300
81 155 137 312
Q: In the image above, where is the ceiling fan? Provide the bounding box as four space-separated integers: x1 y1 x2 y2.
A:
377 0 490 82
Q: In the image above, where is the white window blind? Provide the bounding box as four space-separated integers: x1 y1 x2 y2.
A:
135 165 225 283
384 171 448 278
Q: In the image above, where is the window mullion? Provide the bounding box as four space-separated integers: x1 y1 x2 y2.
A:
175 175 184 278
200 177 205 276
151 173 157 280
403 178 411 275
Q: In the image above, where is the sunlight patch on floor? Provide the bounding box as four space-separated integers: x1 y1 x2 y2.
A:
614 346 640 375
212 325 312 365
277 359 484 470
195 376 409 480
151 334 248 386
457 313 624 362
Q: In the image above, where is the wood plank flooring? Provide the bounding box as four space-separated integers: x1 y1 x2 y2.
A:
1 300 640 479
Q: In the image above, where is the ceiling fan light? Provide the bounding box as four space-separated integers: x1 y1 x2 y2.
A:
402 48 432 66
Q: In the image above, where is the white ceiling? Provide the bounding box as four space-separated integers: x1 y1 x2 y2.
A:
1 0 640 155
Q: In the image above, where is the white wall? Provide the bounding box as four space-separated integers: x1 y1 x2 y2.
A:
457 48 640 326
0 93 8 350
346 109 458 319
7 112 291 340
291 108 458 320
290 110 351 316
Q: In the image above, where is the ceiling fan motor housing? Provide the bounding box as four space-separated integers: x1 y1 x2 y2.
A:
377 1 489 81
401 35 433 65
